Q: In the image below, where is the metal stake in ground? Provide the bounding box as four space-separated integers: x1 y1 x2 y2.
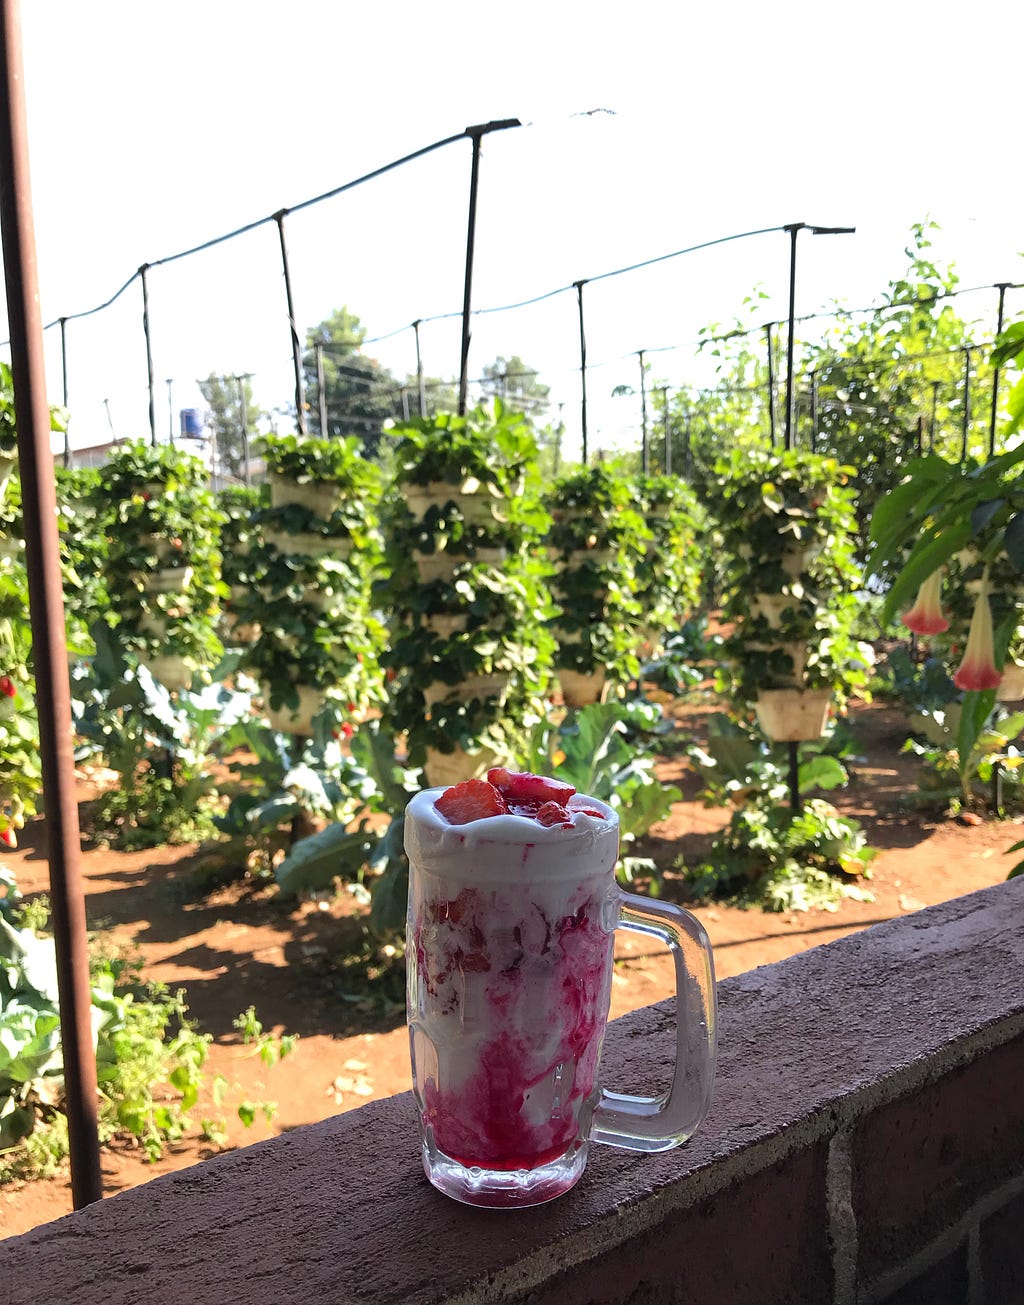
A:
0 0 103 1208
788 740 802 814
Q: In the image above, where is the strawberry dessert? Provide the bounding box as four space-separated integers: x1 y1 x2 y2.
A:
405 768 620 1206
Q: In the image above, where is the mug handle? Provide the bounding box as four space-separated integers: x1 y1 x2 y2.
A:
590 889 717 1152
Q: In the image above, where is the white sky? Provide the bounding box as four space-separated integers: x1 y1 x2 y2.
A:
4 0 1023 461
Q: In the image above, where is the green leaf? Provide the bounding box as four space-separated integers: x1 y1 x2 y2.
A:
1004 511 1024 571
956 689 997 789
970 498 1004 536
797 755 848 792
369 856 409 937
881 518 973 627
275 822 375 897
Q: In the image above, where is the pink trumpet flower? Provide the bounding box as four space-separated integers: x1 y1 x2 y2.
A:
901 570 949 635
953 570 1002 692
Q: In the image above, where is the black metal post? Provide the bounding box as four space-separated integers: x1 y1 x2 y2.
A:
915 415 924 457
684 413 692 480
765 323 777 446
810 369 818 452
457 119 521 416
58 315 70 467
412 320 426 417
930 380 940 452
140 263 156 446
788 740 801 813
659 386 671 475
315 342 327 437
575 279 589 463
783 224 855 453
783 226 802 452
960 346 972 463
988 283 1008 459
638 350 649 475
165 378 173 442
0 0 102 1208
275 210 306 433
236 374 251 486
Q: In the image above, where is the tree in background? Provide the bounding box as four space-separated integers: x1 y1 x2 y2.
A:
303 307 403 457
802 221 981 547
650 224 992 559
480 355 551 420
198 373 261 480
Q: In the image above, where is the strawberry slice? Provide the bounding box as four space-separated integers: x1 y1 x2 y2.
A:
435 779 509 825
535 801 573 827
486 768 576 806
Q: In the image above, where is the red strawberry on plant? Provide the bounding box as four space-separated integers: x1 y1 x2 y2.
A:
435 779 509 825
0 826 17 848
0 676 15 698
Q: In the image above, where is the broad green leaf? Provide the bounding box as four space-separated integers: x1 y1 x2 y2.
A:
881 518 973 626
369 857 409 937
797 755 847 792
1004 511 1024 571
275 822 375 897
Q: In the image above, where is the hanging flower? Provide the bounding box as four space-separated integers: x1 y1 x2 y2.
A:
953 569 1002 692
901 570 949 635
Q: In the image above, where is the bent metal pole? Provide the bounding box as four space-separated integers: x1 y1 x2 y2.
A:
0 0 102 1207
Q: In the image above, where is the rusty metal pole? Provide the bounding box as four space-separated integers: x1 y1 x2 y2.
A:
0 0 102 1208
275 210 306 434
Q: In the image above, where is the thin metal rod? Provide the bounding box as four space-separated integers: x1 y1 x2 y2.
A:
275 211 306 434
784 226 802 452
457 130 481 415
0 0 102 1209
315 342 327 437
236 374 251 486
659 386 671 475
960 346 972 463
575 280 588 463
788 741 801 813
638 350 649 475
810 369 818 452
457 120 520 415
988 283 1008 459
140 264 156 446
165 378 173 442
458 136 482 413
765 323 777 446
930 380 940 451
412 320 426 417
58 316 70 466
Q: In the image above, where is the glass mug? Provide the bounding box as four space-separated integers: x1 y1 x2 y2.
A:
405 787 717 1208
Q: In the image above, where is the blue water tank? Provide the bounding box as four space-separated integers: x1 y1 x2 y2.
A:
180 408 203 439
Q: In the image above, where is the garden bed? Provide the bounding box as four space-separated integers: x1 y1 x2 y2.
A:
0 695 1020 1240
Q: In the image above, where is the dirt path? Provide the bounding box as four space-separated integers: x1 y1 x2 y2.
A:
1 697 1020 1239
